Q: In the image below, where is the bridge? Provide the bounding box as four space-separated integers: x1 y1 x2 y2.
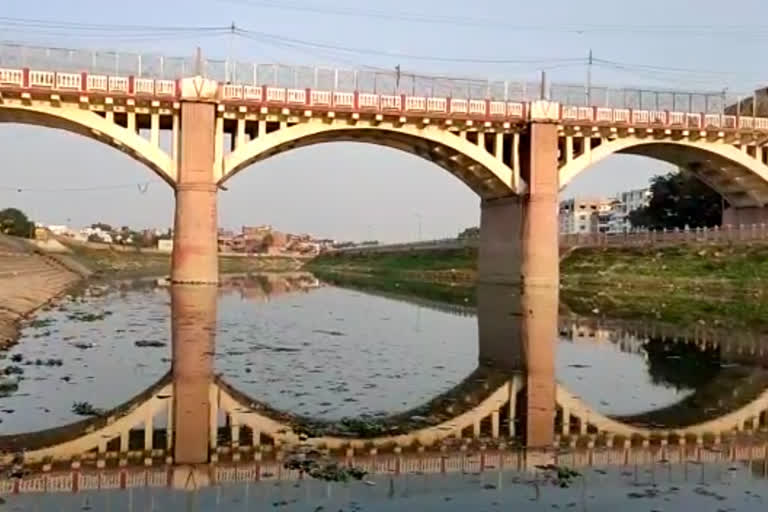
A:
3 43 768 288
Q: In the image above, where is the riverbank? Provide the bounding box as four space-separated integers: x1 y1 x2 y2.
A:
310 243 768 289
63 240 304 278
0 236 83 351
309 244 768 332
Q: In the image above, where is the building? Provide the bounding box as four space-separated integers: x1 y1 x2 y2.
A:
157 239 173 253
613 188 651 232
559 188 651 235
559 197 615 234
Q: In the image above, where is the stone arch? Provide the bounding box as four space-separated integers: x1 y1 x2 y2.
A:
0 103 176 186
219 118 520 199
559 138 768 208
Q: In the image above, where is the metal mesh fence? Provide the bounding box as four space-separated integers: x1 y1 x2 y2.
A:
0 42 749 112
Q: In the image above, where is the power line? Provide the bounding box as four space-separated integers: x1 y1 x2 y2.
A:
235 28 584 65
0 17 228 33
0 182 157 193
217 0 768 37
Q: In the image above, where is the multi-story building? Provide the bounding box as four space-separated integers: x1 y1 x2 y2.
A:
559 197 615 234
559 188 651 235
611 188 652 233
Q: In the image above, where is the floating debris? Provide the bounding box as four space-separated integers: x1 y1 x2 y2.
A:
71 401 104 417
67 311 112 322
134 340 166 348
284 456 367 482
0 376 19 392
313 330 346 337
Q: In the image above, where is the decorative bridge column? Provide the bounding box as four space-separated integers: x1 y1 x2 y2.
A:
521 101 560 292
171 284 217 465
171 77 220 285
477 101 560 291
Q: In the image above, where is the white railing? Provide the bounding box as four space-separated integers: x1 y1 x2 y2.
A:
0 68 23 86
155 80 175 96
86 74 107 91
134 78 154 95
3 59 768 130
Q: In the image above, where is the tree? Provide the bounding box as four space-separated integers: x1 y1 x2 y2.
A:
457 226 480 239
629 172 724 230
0 208 34 238
90 222 113 232
260 233 274 252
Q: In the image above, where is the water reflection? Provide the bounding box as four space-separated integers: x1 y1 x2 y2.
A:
2 275 768 507
171 284 216 465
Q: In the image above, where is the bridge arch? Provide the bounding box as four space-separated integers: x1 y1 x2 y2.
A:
559 137 768 208
0 103 176 186
219 118 519 199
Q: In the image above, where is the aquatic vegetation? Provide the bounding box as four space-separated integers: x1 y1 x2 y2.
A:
71 401 104 416
134 340 166 348
284 456 368 482
66 311 112 322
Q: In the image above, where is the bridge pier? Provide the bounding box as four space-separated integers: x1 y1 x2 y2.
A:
477 120 559 291
520 122 560 291
171 101 219 285
171 284 217 464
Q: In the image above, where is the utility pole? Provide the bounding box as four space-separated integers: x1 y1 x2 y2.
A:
227 22 236 83
586 49 593 106
194 47 202 77
540 70 547 100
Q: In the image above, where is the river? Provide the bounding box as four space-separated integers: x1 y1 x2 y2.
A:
1 273 767 510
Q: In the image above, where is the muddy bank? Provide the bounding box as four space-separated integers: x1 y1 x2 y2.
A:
0 237 85 351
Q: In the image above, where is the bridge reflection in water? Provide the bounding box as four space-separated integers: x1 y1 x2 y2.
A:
2 279 768 498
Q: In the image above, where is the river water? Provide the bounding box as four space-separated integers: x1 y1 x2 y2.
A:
2 273 768 510
1 274 707 434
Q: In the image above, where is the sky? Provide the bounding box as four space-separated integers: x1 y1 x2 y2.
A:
2 0 767 242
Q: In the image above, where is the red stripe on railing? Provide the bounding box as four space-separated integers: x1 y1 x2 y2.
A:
81 72 88 92
353 91 359 110
128 76 135 95
22 68 29 88
305 87 311 106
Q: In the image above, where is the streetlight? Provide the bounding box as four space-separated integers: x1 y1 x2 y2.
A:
413 213 422 242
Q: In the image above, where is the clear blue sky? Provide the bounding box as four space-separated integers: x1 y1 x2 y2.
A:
2 0 766 241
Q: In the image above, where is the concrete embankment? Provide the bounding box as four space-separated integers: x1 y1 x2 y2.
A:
0 235 86 350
